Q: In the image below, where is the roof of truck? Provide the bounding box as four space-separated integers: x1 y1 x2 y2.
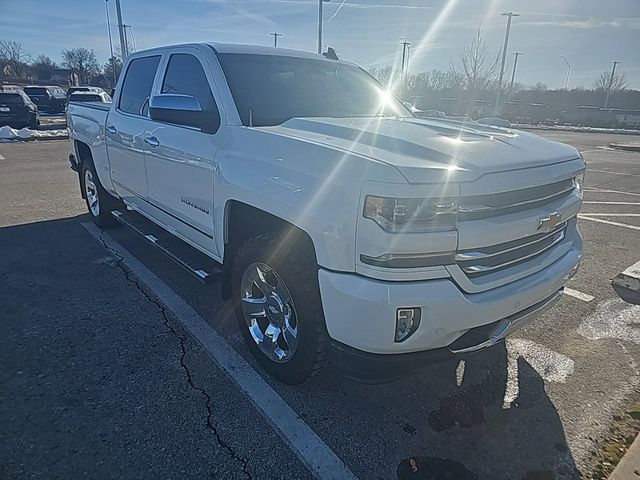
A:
208 43 326 60
131 42 343 63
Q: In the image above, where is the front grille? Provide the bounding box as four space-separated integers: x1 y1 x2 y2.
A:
455 222 567 276
459 178 575 220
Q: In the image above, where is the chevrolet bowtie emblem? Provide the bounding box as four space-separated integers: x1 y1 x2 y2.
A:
538 212 562 232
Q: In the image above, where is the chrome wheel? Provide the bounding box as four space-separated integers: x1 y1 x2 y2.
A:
240 262 299 363
84 168 100 217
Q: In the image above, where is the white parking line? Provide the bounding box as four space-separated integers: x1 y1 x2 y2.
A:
564 288 595 302
0 154 5 160
583 201 640 206
579 213 640 217
578 215 640 231
588 168 640 177
503 339 575 409
81 223 357 480
585 187 640 197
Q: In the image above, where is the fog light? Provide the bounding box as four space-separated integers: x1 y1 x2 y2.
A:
395 308 421 342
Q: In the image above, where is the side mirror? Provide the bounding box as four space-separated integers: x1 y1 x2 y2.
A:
149 94 219 134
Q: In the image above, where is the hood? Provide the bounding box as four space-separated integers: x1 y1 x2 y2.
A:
263 117 581 183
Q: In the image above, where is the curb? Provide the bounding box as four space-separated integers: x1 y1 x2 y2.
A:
609 143 640 153
612 261 640 305
609 432 640 479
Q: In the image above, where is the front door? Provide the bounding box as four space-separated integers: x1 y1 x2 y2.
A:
107 55 161 207
144 49 221 255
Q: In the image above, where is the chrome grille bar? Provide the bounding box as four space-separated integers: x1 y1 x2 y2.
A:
459 178 576 220
456 225 567 275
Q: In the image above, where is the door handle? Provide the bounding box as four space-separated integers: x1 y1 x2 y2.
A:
144 136 160 147
106 125 117 134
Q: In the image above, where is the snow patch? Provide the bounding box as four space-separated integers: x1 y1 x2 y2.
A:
577 298 640 344
0 125 68 142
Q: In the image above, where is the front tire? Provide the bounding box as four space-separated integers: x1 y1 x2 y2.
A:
232 233 329 384
81 161 118 228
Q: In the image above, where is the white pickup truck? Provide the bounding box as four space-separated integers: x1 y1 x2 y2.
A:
67 43 585 384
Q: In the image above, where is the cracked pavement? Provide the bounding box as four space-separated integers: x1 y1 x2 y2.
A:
0 141 309 479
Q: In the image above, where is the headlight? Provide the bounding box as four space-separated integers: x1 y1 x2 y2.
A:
363 195 458 233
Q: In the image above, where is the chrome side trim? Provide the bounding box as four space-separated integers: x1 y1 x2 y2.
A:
449 289 564 354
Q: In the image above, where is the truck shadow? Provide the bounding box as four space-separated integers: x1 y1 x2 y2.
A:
305 343 580 480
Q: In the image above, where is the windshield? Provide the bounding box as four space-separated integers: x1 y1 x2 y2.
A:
217 53 410 127
24 87 48 96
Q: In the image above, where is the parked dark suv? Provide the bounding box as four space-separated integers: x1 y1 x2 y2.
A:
0 90 40 129
23 86 67 113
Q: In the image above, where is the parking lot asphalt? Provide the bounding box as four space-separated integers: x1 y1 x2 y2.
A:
1 131 639 480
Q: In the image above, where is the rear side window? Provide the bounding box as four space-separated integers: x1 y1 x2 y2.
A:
161 54 216 112
70 94 101 102
0 93 24 105
119 55 160 116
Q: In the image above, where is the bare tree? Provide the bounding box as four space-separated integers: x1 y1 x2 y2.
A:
30 55 58 81
369 65 396 89
103 56 123 88
451 27 501 97
62 48 100 84
594 71 629 92
0 40 29 78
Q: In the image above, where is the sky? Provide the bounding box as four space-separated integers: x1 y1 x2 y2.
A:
1 0 639 89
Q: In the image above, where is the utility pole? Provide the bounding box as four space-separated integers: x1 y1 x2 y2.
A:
508 51 522 99
115 0 127 62
269 32 282 47
105 0 116 85
317 0 330 54
604 61 621 109
495 11 519 114
400 37 411 88
560 56 571 90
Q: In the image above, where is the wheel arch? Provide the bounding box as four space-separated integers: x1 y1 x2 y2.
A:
221 200 318 300
74 140 94 199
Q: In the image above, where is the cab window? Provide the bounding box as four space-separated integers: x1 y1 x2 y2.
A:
119 55 161 116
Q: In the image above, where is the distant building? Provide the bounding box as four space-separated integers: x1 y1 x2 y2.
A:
50 68 74 86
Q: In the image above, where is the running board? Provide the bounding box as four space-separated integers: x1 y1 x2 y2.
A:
111 209 221 285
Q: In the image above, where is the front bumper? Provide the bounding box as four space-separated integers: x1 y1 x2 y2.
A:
318 242 581 357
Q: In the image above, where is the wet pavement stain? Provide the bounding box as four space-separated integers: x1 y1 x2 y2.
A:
427 384 489 432
397 456 477 480
402 422 417 435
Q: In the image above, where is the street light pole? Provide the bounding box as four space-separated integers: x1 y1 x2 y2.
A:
317 0 329 54
560 56 571 90
105 0 116 85
269 32 282 47
115 0 127 62
495 11 519 113
604 61 621 109
509 51 522 98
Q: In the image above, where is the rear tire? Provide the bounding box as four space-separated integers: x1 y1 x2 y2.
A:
231 233 329 384
81 161 118 228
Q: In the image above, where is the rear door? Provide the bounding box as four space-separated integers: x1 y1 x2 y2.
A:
107 55 161 206
143 48 222 254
